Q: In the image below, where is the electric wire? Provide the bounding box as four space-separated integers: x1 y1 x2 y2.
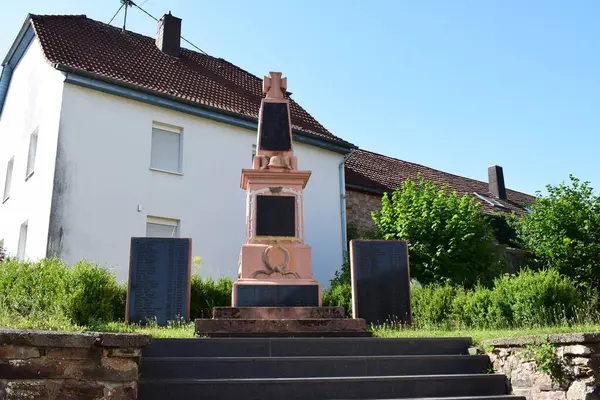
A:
130 1 209 55
108 3 125 25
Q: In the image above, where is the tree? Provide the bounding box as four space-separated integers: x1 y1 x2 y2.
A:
372 176 502 287
517 175 600 290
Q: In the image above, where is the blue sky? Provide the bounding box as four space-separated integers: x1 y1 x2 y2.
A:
1 0 598 196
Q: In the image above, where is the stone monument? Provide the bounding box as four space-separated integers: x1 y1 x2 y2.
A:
233 71 320 308
195 72 369 336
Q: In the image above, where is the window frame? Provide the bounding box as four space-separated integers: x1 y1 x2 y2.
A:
25 128 38 180
17 220 28 260
3 157 14 204
146 216 180 238
149 122 184 175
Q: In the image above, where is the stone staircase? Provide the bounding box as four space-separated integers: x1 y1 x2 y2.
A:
138 337 524 400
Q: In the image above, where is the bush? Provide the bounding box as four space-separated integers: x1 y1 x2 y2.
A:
322 253 352 317
0 258 125 327
411 268 592 329
67 261 126 325
517 175 600 291
372 176 503 287
190 275 233 319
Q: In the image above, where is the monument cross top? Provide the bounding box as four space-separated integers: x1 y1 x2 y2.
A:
263 72 287 99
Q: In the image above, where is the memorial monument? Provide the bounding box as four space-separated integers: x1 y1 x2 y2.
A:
350 239 412 326
126 237 192 326
195 72 369 336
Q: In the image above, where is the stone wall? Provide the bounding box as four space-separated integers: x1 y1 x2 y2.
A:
483 333 600 400
346 189 382 236
0 329 151 399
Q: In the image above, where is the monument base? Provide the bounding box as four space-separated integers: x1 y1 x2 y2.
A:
232 279 321 307
195 306 372 338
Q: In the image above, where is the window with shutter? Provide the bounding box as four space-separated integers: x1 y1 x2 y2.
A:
150 122 183 173
146 216 180 238
3 157 14 203
26 128 38 179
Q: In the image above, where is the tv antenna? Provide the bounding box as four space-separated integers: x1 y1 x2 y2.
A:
121 0 134 31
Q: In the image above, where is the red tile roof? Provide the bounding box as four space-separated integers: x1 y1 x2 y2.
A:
345 149 536 214
27 14 352 147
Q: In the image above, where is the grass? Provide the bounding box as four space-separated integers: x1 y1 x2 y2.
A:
372 324 600 345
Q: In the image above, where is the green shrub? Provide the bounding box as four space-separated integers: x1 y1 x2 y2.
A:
322 282 352 317
411 268 592 329
322 253 353 316
67 261 126 326
0 258 125 327
190 275 233 319
410 283 457 328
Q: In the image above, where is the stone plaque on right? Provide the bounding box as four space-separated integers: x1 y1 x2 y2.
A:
350 240 412 326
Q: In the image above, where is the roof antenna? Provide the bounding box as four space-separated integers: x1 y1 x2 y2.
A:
121 0 134 32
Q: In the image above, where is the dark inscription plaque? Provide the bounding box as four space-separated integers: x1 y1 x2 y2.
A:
256 195 296 237
350 240 411 326
259 102 292 151
236 284 319 307
126 238 191 326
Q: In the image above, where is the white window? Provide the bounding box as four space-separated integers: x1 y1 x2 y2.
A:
0 239 4 249
146 216 180 238
17 221 28 260
150 122 182 173
3 157 14 203
26 128 38 179
252 144 256 163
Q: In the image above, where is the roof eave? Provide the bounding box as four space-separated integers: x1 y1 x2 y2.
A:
58 65 354 154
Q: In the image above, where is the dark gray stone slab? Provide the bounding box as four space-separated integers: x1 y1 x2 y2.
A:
258 102 291 151
126 237 192 326
255 195 295 237
350 240 412 326
235 284 318 307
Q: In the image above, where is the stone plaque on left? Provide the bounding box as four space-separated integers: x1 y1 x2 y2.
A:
126 237 192 326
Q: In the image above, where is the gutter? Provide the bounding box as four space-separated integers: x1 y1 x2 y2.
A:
339 149 355 256
0 22 34 118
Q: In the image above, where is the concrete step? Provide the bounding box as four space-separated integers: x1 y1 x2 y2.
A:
332 397 525 400
195 318 368 336
140 354 490 379
138 374 508 400
142 337 472 358
213 306 346 319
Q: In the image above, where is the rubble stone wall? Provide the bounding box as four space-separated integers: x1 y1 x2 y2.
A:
0 329 151 399
346 189 382 236
483 333 600 400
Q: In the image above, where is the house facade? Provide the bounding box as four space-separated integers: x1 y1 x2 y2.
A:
0 14 355 285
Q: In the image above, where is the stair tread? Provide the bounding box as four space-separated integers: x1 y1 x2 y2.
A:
141 354 489 361
140 374 506 384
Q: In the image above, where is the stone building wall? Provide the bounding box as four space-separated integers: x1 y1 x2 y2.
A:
482 333 600 400
0 329 151 399
346 189 382 236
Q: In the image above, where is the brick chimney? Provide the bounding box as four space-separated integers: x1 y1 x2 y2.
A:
156 12 181 57
488 165 507 199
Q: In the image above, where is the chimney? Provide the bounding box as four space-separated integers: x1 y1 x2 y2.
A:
488 165 507 200
156 12 181 57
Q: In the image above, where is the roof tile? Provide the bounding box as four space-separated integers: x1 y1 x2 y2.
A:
345 149 536 214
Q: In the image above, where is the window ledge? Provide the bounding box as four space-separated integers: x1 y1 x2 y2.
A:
149 167 184 176
25 171 34 182
1 196 8 204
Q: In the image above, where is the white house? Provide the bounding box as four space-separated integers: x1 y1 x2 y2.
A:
0 13 355 285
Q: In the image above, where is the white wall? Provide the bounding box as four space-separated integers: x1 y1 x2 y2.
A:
0 39 64 259
55 84 345 286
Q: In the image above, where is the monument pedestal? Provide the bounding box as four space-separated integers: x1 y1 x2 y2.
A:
195 307 372 337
